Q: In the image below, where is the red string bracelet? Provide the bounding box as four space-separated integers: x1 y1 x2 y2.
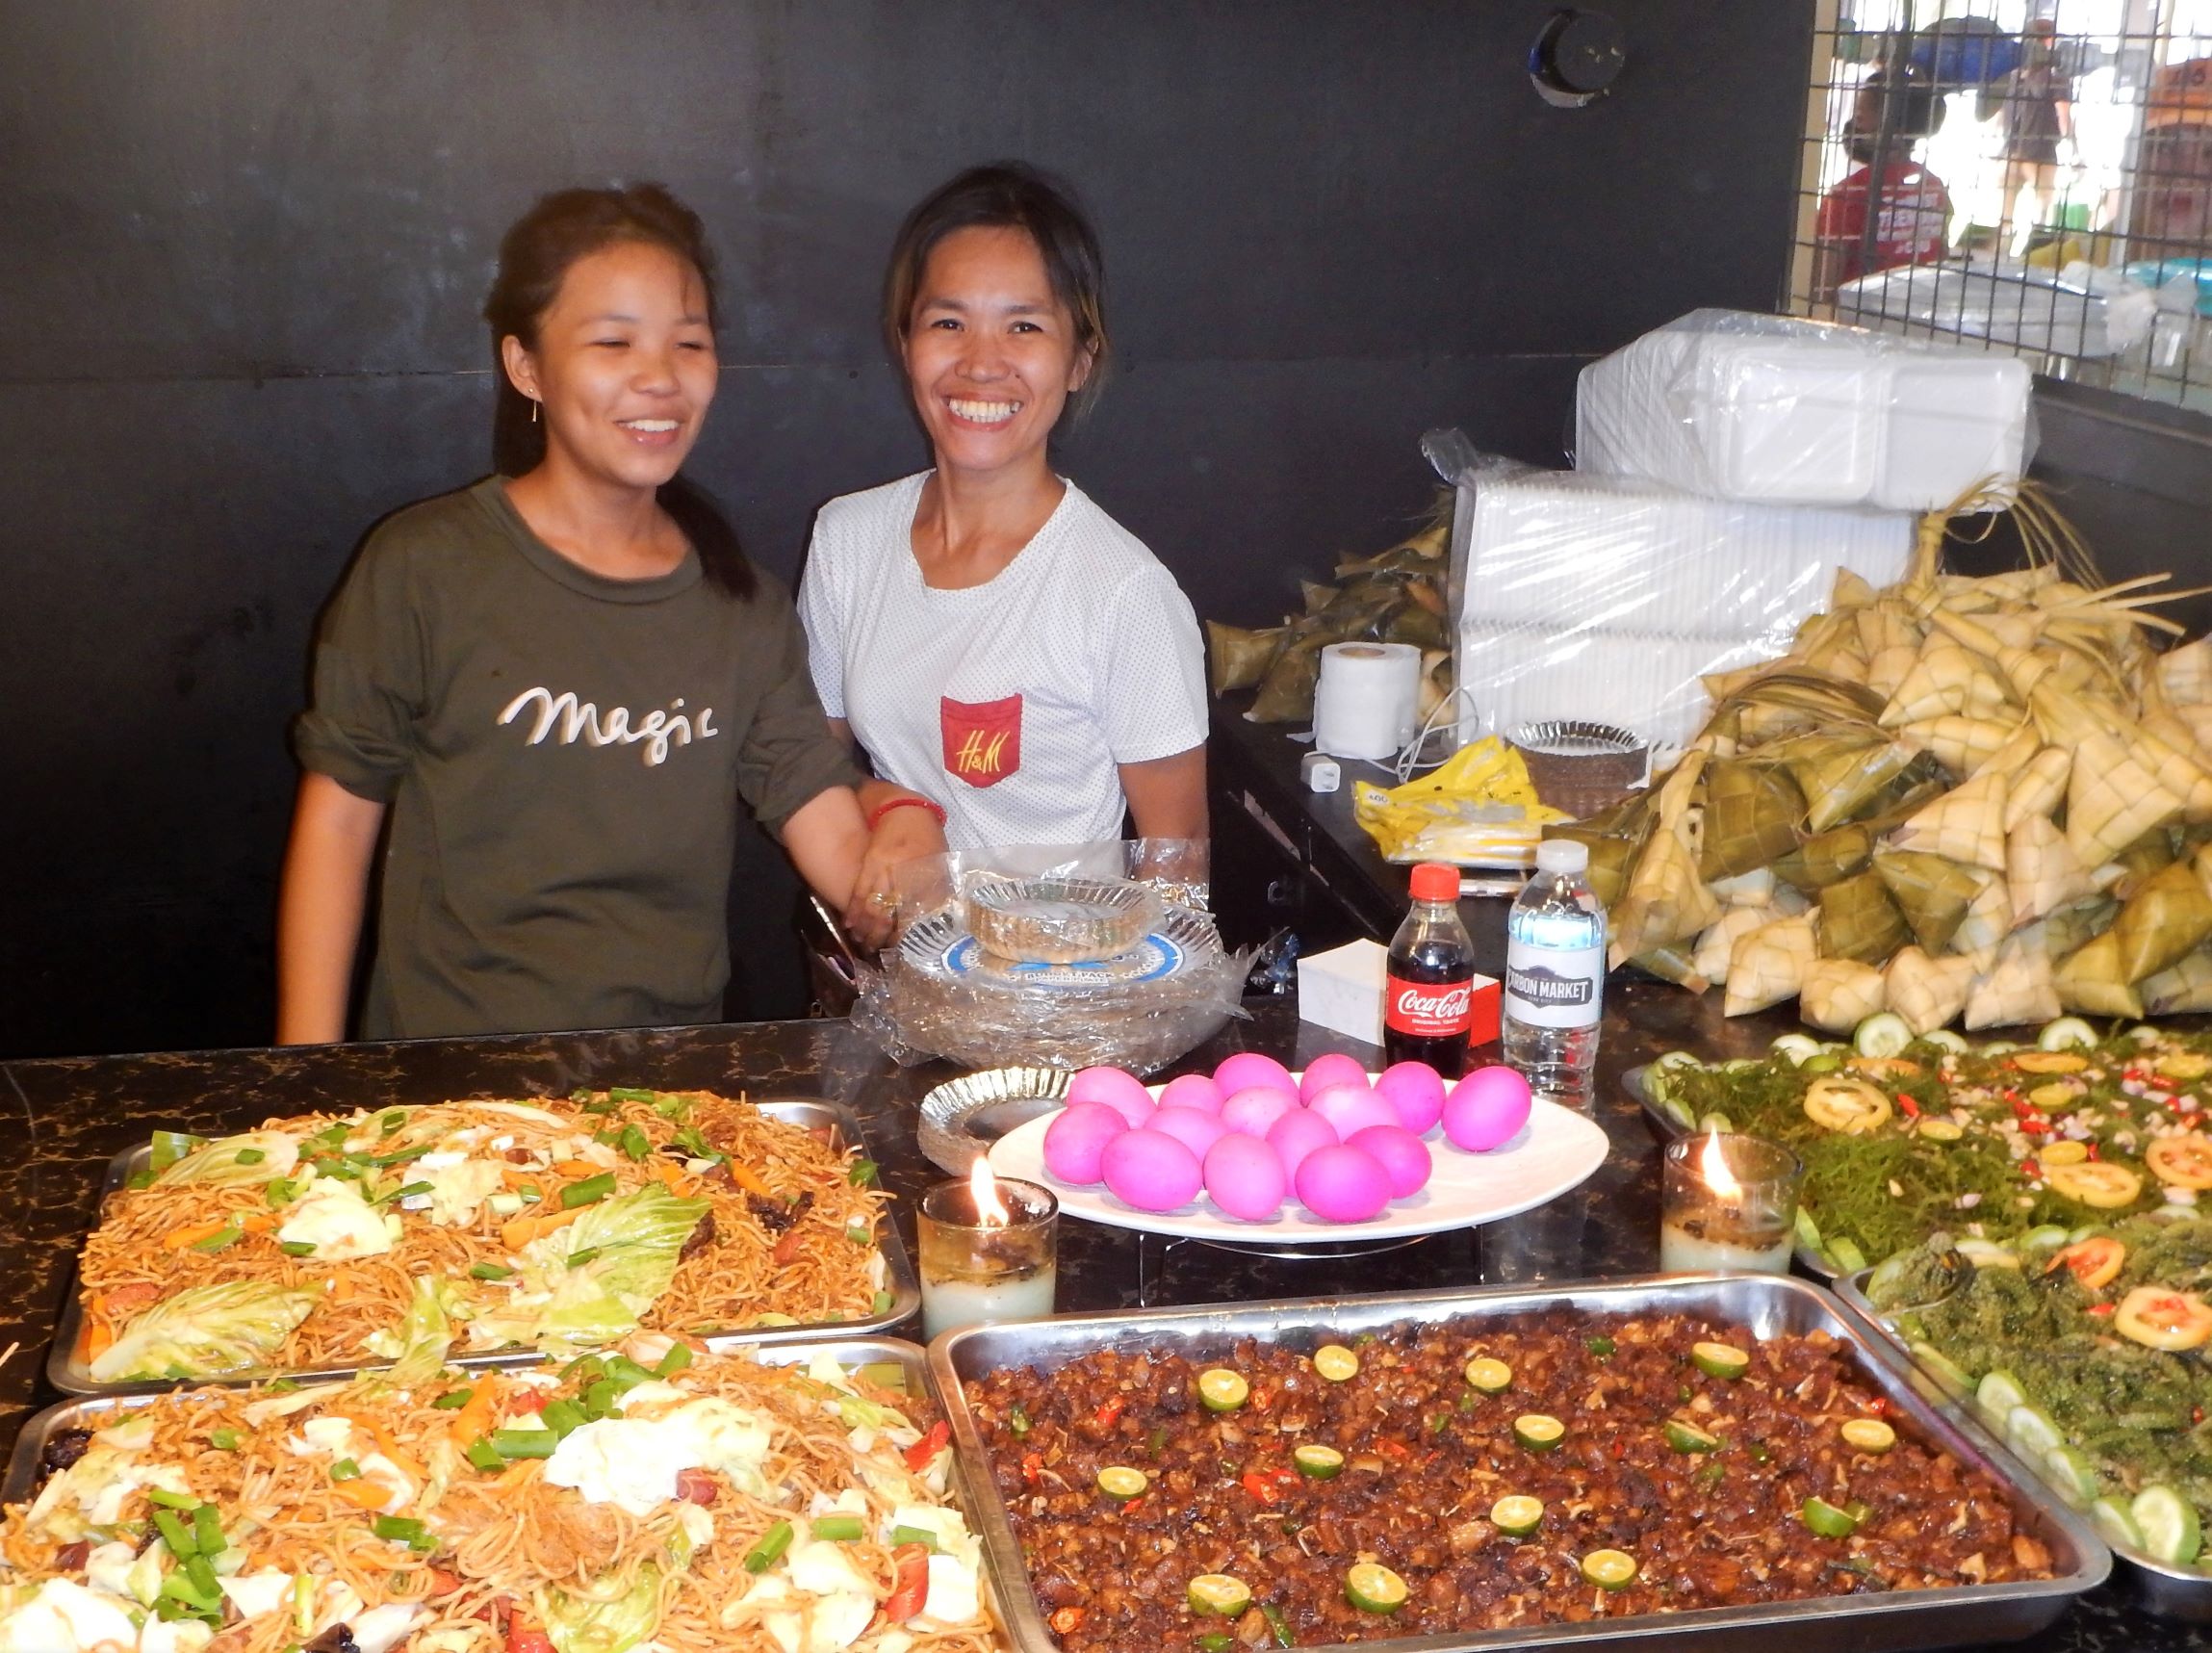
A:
865 795 947 831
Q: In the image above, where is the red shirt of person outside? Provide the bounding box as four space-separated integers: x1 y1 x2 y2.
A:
1817 159 1952 289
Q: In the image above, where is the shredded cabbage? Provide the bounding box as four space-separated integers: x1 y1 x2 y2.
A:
475 1186 707 1353
89 1280 320 1382
536 1564 661 1653
153 1129 299 1188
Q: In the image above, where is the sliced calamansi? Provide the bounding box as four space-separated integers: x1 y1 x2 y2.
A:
1804 1075 1893 1134
1490 1494 1543 1537
1840 1418 1897 1455
1689 1341 1751 1380
2148 1132 2212 1190
1802 1496 1865 1538
1187 1575 1252 1616
1917 1117 1965 1142
1580 1550 1638 1589
1663 1419 1720 1453
1344 1563 1408 1614
1847 1055 1921 1082
2039 1140 2090 1167
2012 1050 2089 1075
1197 1368 1250 1411
1293 1444 1345 1480
2027 1080 2086 1111
1464 1356 1512 1393
2113 1286 2212 1352
1512 1413 1566 1452
2047 1235 2125 1290
2045 1160 2145 1209
1312 1345 1360 1382
1096 1465 1148 1501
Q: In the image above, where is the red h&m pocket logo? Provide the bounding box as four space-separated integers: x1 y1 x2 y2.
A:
941 694 1023 788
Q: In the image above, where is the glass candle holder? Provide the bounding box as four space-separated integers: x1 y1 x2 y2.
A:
918 1175 1059 1340
1659 1132 1801 1275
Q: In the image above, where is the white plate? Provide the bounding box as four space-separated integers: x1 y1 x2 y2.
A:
987 1072 1611 1245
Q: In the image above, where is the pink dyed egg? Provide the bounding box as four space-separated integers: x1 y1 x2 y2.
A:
1157 1073 1225 1116
1294 1145 1393 1224
1099 1129 1203 1213
1375 1061 1449 1135
1213 1051 1296 1098
1150 1106 1229 1161
1298 1052 1370 1102
1443 1065 1533 1152
1067 1066 1156 1129
1308 1084 1400 1142
1221 1086 1299 1138
1203 1132 1288 1222
1041 1100 1130 1185
1347 1124 1433 1199
1265 1108 1339 1179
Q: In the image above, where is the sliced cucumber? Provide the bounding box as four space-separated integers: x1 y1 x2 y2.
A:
2005 1404 2065 1460
1955 1237 2024 1270
1661 1097 1695 1130
1698 1111 1735 1134
2018 1225 2071 1254
1794 1206 1826 1255
1655 1050 1705 1073
1770 1033 1822 1066
1923 1028 1970 1054
2132 1486 2204 1565
1720 1058 1762 1074
1827 1237 1869 1274
2041 1446 2100 1509
1909 1341 1976 1404
1979 1040 2021 1055
2039 1017 2098 1053
2093 1495 2148 1552
1853 1013 1914 1059
1974 1369 2031 1433
1802 1052 1843 1073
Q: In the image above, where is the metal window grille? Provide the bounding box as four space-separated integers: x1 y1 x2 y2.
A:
1790 0 2212 412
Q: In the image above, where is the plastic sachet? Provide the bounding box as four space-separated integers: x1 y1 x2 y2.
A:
1574 306 2036 512
853 839 1247 1074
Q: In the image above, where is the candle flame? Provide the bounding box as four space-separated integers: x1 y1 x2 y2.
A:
970 1156 1011 1227
1699 1126 1742 1201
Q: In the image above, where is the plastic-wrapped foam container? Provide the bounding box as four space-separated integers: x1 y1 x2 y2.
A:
1575 307 2034 513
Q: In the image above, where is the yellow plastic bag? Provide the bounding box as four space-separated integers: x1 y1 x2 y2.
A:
1351 737 1567 866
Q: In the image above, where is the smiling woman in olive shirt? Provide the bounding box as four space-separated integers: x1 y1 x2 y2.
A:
276 185 935 1042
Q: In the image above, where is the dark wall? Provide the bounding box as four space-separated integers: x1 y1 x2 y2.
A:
0 1 1815 1058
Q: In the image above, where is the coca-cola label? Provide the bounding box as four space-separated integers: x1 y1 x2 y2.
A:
1385 976 1473 1038
1503 940 1605 1030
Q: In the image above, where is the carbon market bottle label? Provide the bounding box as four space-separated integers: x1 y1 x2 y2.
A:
1503 939 1605 1031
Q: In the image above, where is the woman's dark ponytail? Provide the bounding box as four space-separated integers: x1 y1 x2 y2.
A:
484 184 755 601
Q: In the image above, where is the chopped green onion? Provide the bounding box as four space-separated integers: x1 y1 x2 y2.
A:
469 1261 514 1281
234 1149 267 1167
430 1388 475 1410
618 1124 652 1161
656 1342 694 1379
811 1513 864 1542
381 1179 433 1203
265 1378 300 1394
465 1438 504 1473
329 1459 362 1482
561 1173 617 1209
579 1095 619 1116
490 1429 559 1459
279 1241 317 1257
870 1289 894 1317
846 1224 872 1246
607 1086 656 1103
183 1553 219 1596
649 1093 692 1121
848 1159 880 1187
377 1110 407 1136
265 1178 298 1207
889 1524 942 1552
369 1143 433 1168
520 1182 543 1203
148 1130 210 1173
540 1399 589 1438
372 1514 426 1545
1009 1405 1031 1438
208 1429 240 1452
1261 1602 1294 1648
1585 1335 1615 1358
190 1225 243 1253
191 1504 224 1556
742 1519 795 1574
152 1510 197 1557
146 1488 200 1511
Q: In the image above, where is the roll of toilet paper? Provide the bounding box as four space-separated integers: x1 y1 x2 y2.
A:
1314 641 1422 761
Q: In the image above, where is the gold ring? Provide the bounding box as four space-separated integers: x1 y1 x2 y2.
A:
868 891 897 912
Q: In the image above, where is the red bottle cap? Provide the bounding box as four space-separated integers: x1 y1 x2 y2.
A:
1408 863 1459 902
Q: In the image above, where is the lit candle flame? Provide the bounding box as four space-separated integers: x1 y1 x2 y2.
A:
1698 1127 1742 1201
970 1156 1011 1227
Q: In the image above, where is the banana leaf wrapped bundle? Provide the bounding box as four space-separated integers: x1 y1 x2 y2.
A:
1949 874 2014 960
2143 944 2212 1014
2005 814 2096 925
1608 755 1718 968
1247 634 1327 723
2053 930 2145 1019
2063 727 2185 865
1724 915 1818 1017
1774 822 1877 890
2041 895 2119 961
1631 943 1710 992
1206 620 1287 696
1885 945 1977 1034
1543 792 1652 912
1872 848 1991 953
1783 735 1919 834
2109 854 2212 982
1964 924 2062 1029
1879 642 2016 727
2106 827 2176 901
1817 870 1910 964
2000 745 2072 831
1799 957 1888 1033
1896 714 2019 778
1691 903 1774 986
1889 763 2008 872
1697 760 1805 881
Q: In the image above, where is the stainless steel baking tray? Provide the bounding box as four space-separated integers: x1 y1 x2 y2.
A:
1834 1265 2212 1623
1624 1063 1838 1279
929 1274 2107 1653
47 1097 918 1396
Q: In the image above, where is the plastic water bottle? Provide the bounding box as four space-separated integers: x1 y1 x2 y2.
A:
1503 839 1608 1108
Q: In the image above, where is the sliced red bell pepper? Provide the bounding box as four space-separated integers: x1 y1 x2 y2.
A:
885 1543 931 1622
507 1616 555 1653
905 1420 951 1472
1240 1471 1282 1506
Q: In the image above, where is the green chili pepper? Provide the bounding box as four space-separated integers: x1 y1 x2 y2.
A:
1261 1602 1294 1647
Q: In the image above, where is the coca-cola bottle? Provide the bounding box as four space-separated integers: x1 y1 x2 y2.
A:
1384 862 1475 1077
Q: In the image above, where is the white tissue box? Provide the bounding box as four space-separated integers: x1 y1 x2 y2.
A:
1298 940 1391 1047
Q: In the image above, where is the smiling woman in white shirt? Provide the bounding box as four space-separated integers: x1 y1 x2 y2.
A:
798 163 1209 851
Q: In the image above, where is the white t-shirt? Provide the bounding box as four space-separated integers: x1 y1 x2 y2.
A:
798 473 1208 848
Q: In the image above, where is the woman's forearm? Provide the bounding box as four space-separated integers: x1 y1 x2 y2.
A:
780 787 873 916
275 772 386 1045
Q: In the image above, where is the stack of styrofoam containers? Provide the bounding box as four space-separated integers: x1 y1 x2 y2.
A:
1447 309 2034 760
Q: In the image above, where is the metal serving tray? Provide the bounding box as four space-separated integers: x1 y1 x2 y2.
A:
1834 1265 2212 1623
929 1274 2107 1653
47 1096 919 1396
1624 1063 1839 1279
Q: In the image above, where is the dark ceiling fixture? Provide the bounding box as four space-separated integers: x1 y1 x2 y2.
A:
1530 9 1627 109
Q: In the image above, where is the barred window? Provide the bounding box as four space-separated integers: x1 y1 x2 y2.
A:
1792 1 2212 411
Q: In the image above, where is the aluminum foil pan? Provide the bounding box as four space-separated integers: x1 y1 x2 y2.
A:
963 873 1162 965
917 1067 1073 1175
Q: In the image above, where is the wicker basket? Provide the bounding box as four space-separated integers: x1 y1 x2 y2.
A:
1508 721 1650 820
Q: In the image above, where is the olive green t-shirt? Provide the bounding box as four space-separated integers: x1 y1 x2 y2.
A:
295 478 861 1039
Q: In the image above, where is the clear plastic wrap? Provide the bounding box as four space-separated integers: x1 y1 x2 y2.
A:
1574 307 2035 511
853 839 1247 1074
1429 438 1916 760
1834 264 2156 362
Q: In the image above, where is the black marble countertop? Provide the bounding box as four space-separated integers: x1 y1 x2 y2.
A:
0 994 2187 1651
